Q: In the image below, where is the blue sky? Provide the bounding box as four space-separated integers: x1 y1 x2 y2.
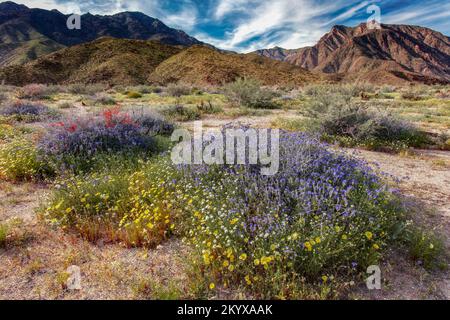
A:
15 0 450 52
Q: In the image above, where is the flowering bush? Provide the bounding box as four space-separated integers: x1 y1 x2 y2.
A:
15 84 58 100
38 107 174 172
44 129 405 297
174 132 403 296
0 138 50 181
43 156 179 247
0 101 57 122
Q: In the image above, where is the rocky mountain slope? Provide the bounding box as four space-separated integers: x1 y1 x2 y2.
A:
0 37 182 85
0 1 201 66
255 24 450 84
0 39 317 86
148 45 319 86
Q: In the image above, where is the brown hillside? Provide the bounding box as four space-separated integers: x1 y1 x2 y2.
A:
0 37 182 85
255 24 450 85
148 45 319 86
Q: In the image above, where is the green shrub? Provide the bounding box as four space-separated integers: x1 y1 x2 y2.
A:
15 84 58 100
0 222 9 248
0 138 51 181
66 83 107 95
0 218 26 249
196 100 223 115
303 83 375 98
401 90 425 101
129 85 162 94
92 93 116 105
165 83 192 97
126 91 143 99
0 124 15 141
161 105 201 121
43 156 178 247
57 102 73 109
223 78 280 109
305 90 429 151
401 225 446 270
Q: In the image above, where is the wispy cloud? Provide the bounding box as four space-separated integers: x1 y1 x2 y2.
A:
12 0 450 52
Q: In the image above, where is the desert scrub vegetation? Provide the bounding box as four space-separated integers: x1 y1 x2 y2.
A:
160 102 222 122
38 107 174 174
160 105 201 122
125 91 143 99
91 93 116 105
41 129 433 298
15 84 59 100
0 218 28 249
0 101 59 122
0 138 51 181
164 83 193 97
302 87 430 152
0 107 174 181
223 78 280 109
66 83 108 96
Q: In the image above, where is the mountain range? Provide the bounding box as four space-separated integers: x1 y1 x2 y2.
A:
255 24 450 85
0 37 317 86
0 1 449 86
0 1 201 66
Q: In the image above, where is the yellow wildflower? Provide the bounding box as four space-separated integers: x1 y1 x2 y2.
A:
365 231 373 240
239 253 248 261
304 242 313 252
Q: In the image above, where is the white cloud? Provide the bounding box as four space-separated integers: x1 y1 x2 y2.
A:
210 0 366 52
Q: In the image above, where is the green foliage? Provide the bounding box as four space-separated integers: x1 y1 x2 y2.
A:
304 89 429 151
15 84 58 100
161 105 201 121
401 225 446 270
165 83 192 97
0 222 8 248
66 83 108 95
0 138 52 181
0 218 26 249
43 156 178 247
223 78 280 109
92 93 116 105
401 90 426 101
126 91 143 99
303 83 376 98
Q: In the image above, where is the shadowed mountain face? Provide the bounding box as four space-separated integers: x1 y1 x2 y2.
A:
255 24 450 84
0 1 201 66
